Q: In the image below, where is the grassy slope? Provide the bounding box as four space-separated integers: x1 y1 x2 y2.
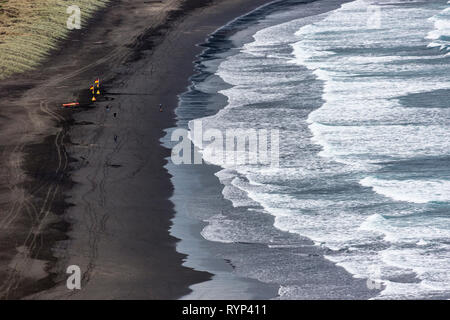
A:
0 0 108 79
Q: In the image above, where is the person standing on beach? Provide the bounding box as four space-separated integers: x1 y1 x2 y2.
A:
159 103 163 112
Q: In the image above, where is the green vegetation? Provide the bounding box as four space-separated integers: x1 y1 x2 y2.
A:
0 0 108 79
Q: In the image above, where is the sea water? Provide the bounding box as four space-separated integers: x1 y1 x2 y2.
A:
177 0 450 299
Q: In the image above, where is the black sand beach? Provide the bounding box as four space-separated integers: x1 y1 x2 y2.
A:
0 0 384 300
0 0 277 299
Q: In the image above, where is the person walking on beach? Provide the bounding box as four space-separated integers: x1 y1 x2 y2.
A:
159 103 163 112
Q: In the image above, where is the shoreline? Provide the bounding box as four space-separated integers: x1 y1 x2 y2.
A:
168 0 380 299
165 0 307 300
0 0 278 299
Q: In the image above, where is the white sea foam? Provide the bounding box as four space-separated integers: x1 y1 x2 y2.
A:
201 214 238 243
377 246 450 298
426 3 450 50
359 213 450 243
360 177 450 203
287 0 450 298
190 0 450 299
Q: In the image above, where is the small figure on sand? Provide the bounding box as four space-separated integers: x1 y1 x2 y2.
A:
114 135 118 143
106 105 110 111
80 156 89 164
159 103 163 112
113 112 117 118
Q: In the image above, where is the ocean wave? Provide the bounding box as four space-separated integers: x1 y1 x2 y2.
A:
360 177 450 203
188 0 450 299
426 2 450 51
288 0 450 298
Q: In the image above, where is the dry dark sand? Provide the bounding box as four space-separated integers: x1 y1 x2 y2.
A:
0 0 274 299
